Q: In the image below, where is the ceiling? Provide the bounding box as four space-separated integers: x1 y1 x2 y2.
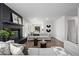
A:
5 3 79 19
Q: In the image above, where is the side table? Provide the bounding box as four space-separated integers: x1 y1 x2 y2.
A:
40 41 47 48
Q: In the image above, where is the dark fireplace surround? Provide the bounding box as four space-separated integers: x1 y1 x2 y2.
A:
3 22 23 43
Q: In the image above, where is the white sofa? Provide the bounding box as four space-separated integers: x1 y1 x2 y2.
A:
28 47 71 56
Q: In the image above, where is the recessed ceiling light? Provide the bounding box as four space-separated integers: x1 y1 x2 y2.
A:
46 17 48 21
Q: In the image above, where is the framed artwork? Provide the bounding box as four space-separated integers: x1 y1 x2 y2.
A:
12 13 18 24
46 29 51 32
46 25 51 28
12 13 22 24
35 26 40 32
18 17 22 24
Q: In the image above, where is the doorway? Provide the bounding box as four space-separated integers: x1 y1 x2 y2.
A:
67 19 78 44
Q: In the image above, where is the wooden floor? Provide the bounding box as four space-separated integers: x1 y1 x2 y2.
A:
24 37 64 48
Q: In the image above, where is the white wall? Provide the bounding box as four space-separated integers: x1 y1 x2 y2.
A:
22 17 57 39
52 16 66 42
23 18 30 37
76 7 79 15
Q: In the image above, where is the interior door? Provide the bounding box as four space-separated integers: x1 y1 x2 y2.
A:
67 19 78 44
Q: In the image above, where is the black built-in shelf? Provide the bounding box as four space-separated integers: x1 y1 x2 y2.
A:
3 21 23 26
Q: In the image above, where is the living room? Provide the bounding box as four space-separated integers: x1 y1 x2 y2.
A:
0 3 79 56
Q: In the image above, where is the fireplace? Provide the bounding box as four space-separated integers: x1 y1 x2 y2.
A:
11 29 21 43
3 22 23 43
12 31 19 39
11 30 20 39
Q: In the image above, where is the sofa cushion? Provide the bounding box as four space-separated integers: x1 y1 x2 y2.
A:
6 40 14 44
28 47 71 56
28 48 39 55
52 47 71 56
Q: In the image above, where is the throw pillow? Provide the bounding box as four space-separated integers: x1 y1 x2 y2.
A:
23 47 28 55
10 43 24 55
0 42 10 55
6 40 14 44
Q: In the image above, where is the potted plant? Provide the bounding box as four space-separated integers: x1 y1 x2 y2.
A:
0 30 9 42
0 29 15 42
4 28 15 40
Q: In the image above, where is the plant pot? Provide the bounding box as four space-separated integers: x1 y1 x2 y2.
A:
3 39 7 42
0 39 6 42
